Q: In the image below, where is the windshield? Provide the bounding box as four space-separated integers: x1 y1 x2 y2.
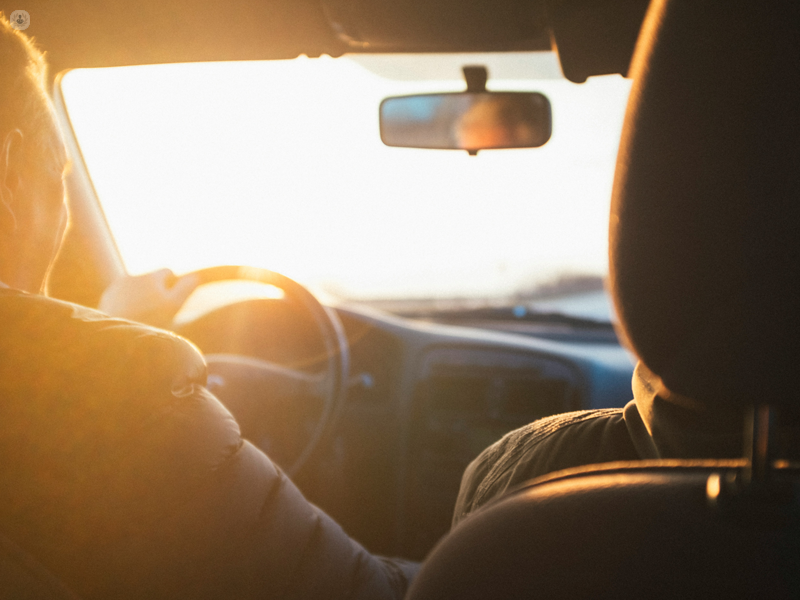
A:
61 53 631 321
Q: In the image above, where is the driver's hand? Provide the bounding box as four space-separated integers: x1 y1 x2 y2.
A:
99 268 200 329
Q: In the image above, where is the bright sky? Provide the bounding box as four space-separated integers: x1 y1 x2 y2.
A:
61 53 631 301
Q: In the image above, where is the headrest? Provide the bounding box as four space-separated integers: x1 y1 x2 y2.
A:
610 0 800 407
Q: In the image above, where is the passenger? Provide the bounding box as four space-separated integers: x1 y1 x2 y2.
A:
453 361 742 525
453 0 800 528
0 15 417 599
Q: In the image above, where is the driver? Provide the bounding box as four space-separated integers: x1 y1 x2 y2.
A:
0 16 416 599
454 95 541 150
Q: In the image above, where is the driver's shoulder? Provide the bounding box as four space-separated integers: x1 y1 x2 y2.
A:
0 287 206 386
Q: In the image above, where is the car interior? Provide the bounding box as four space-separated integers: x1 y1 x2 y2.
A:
3 0 800 597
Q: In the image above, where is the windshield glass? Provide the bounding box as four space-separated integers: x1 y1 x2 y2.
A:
61 53 631 320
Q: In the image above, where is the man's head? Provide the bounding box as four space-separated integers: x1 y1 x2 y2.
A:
455 95 541 150
0 13 69 294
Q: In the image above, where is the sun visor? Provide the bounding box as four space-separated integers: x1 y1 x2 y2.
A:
20 0 346 70
321 0 550 51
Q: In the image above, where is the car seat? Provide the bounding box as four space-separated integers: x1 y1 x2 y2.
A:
407 0 800 597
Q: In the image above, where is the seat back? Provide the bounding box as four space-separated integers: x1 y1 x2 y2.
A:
408 462 800 599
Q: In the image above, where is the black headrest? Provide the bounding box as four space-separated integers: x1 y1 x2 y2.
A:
610 0 800 407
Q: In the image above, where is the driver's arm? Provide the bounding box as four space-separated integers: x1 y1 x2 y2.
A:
0 289 417 599
98 268 199 328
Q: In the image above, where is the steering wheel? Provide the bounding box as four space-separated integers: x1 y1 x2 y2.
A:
177 265 349 477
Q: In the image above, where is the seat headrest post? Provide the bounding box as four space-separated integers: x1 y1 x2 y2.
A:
744 404 775 485
706 404 799 526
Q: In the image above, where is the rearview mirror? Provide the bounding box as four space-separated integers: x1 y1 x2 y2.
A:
380 92 552 154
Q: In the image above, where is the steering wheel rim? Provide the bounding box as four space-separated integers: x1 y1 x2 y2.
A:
181 265 349 476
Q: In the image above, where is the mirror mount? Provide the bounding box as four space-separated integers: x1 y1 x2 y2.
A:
462 65 488 93
463 66 488 154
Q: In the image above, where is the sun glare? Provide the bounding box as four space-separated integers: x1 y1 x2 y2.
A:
61 55 631 301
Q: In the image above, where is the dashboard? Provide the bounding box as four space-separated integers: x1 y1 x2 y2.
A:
176 297 635 560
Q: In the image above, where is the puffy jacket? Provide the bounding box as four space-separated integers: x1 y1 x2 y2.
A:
0 288 416 599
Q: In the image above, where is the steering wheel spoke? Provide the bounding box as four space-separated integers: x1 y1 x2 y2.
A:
205 353 328 402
